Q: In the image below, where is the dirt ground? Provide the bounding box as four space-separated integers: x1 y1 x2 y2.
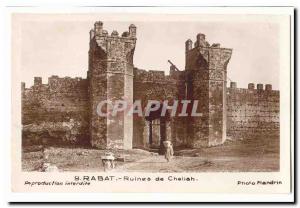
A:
22 136 279 172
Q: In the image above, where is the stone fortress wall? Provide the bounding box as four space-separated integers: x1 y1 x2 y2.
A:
21 76 89 145
21 21 280 149
227 82 279 139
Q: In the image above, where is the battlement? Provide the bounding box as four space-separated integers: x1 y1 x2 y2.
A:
34 77 42 85
89 21 136 40
89 21 137 71
228 81 277 92
185 33 232 74
24 75 87 90
185 33 231 52
133 68 178 84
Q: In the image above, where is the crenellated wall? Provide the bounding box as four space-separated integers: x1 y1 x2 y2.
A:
22 76 89 146
21 21 280 149
226 82 280 139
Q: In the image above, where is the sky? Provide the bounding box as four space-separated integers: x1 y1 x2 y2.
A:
17 14 285 89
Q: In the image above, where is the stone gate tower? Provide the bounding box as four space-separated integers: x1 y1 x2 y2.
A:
88 21 136 149
185 34 232 147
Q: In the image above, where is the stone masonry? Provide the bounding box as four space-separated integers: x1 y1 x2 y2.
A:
185 35 232 147
88 21 136 149
21 21 280 149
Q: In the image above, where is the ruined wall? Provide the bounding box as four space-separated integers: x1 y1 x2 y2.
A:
133 68 186 148
226 83 280 139
21 21 280 150
22 76 89 146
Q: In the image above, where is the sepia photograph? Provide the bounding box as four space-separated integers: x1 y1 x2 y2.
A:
20 17 280 173
9 8 293 197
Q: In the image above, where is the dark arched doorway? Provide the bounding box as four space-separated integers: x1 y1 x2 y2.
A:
145 103 170 154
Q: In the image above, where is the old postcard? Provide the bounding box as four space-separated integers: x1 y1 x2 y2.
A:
9 7 293 202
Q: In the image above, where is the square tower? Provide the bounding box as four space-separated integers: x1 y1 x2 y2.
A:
88 21 136 149
185 34 232 147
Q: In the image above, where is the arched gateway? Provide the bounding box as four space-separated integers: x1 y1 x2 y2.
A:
88 21 232 150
